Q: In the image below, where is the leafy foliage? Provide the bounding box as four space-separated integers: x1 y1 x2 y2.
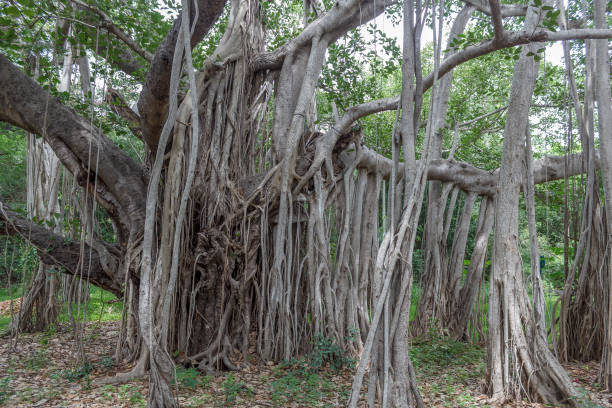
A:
59 361 93 382
173 366 211 390
221 373 254 406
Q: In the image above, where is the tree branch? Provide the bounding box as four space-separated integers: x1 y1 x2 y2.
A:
138 0 227 150
252 0 395 72
349 147 598 196
425 28 612 92
463 0 527 17
327 28 612 128
106 87 143 140
0 202 124 297
69 0 153 62
0 53 147 243
488 0 505 42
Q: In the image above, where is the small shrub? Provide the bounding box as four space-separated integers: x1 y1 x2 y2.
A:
221 373 253 406
118 384 146 407
173 366 210 389
99 355 115 370
309 330 358 372
59 361 92 382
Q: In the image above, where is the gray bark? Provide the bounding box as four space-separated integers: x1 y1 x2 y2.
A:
593 0 612 389
487 3 577 405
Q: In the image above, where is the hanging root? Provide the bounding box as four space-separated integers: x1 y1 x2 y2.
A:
94 349 148 385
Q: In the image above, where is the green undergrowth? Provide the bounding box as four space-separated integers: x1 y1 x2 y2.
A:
410 333 487 407
0 285 22 302
57 285 123 324
266 333 355 407
410 333 485 375
268 368 348 407
0 285 122 333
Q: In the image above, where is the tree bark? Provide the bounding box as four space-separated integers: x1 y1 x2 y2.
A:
593 0 612 390
486 3 577 405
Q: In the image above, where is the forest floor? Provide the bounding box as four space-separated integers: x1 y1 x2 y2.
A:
0 303 611 407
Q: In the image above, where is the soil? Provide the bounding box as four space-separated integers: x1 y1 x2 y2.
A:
0 319 610 407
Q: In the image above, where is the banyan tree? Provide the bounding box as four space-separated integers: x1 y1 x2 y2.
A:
1 0 612 406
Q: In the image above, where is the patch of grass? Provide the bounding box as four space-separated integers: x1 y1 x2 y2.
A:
0 316 11 333
58 286 122 324
0 376 12 405
410 334 486 407
0 285 122 333
58 361 92 382
271 371 330 407
410 334 484 374
25 348 49 371
118 384 146 407
0 285 22 333
0 285 22 302
269 368 350 407
173 366 211 390
221 373 253 406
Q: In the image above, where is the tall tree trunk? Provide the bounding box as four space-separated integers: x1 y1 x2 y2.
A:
486 3 577 405
413 5 474 336
559 38 608 363
593 0 612 389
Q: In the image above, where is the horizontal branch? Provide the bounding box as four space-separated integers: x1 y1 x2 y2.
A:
425 28 612 92
0 203 124 297
350 146 597 196
463 0 527 17
327 28 612 129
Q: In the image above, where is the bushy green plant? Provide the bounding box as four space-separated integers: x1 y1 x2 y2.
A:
99 355 115 370
59 361 92 382
308 334 355 372
173 366 210 389
221 373 253 406
569 387 605 408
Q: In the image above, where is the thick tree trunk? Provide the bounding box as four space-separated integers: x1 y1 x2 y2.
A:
593 0 612 389
559 39 608 363
486 3 577 405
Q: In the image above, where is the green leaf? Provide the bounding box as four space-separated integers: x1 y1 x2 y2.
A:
5 6 20 17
